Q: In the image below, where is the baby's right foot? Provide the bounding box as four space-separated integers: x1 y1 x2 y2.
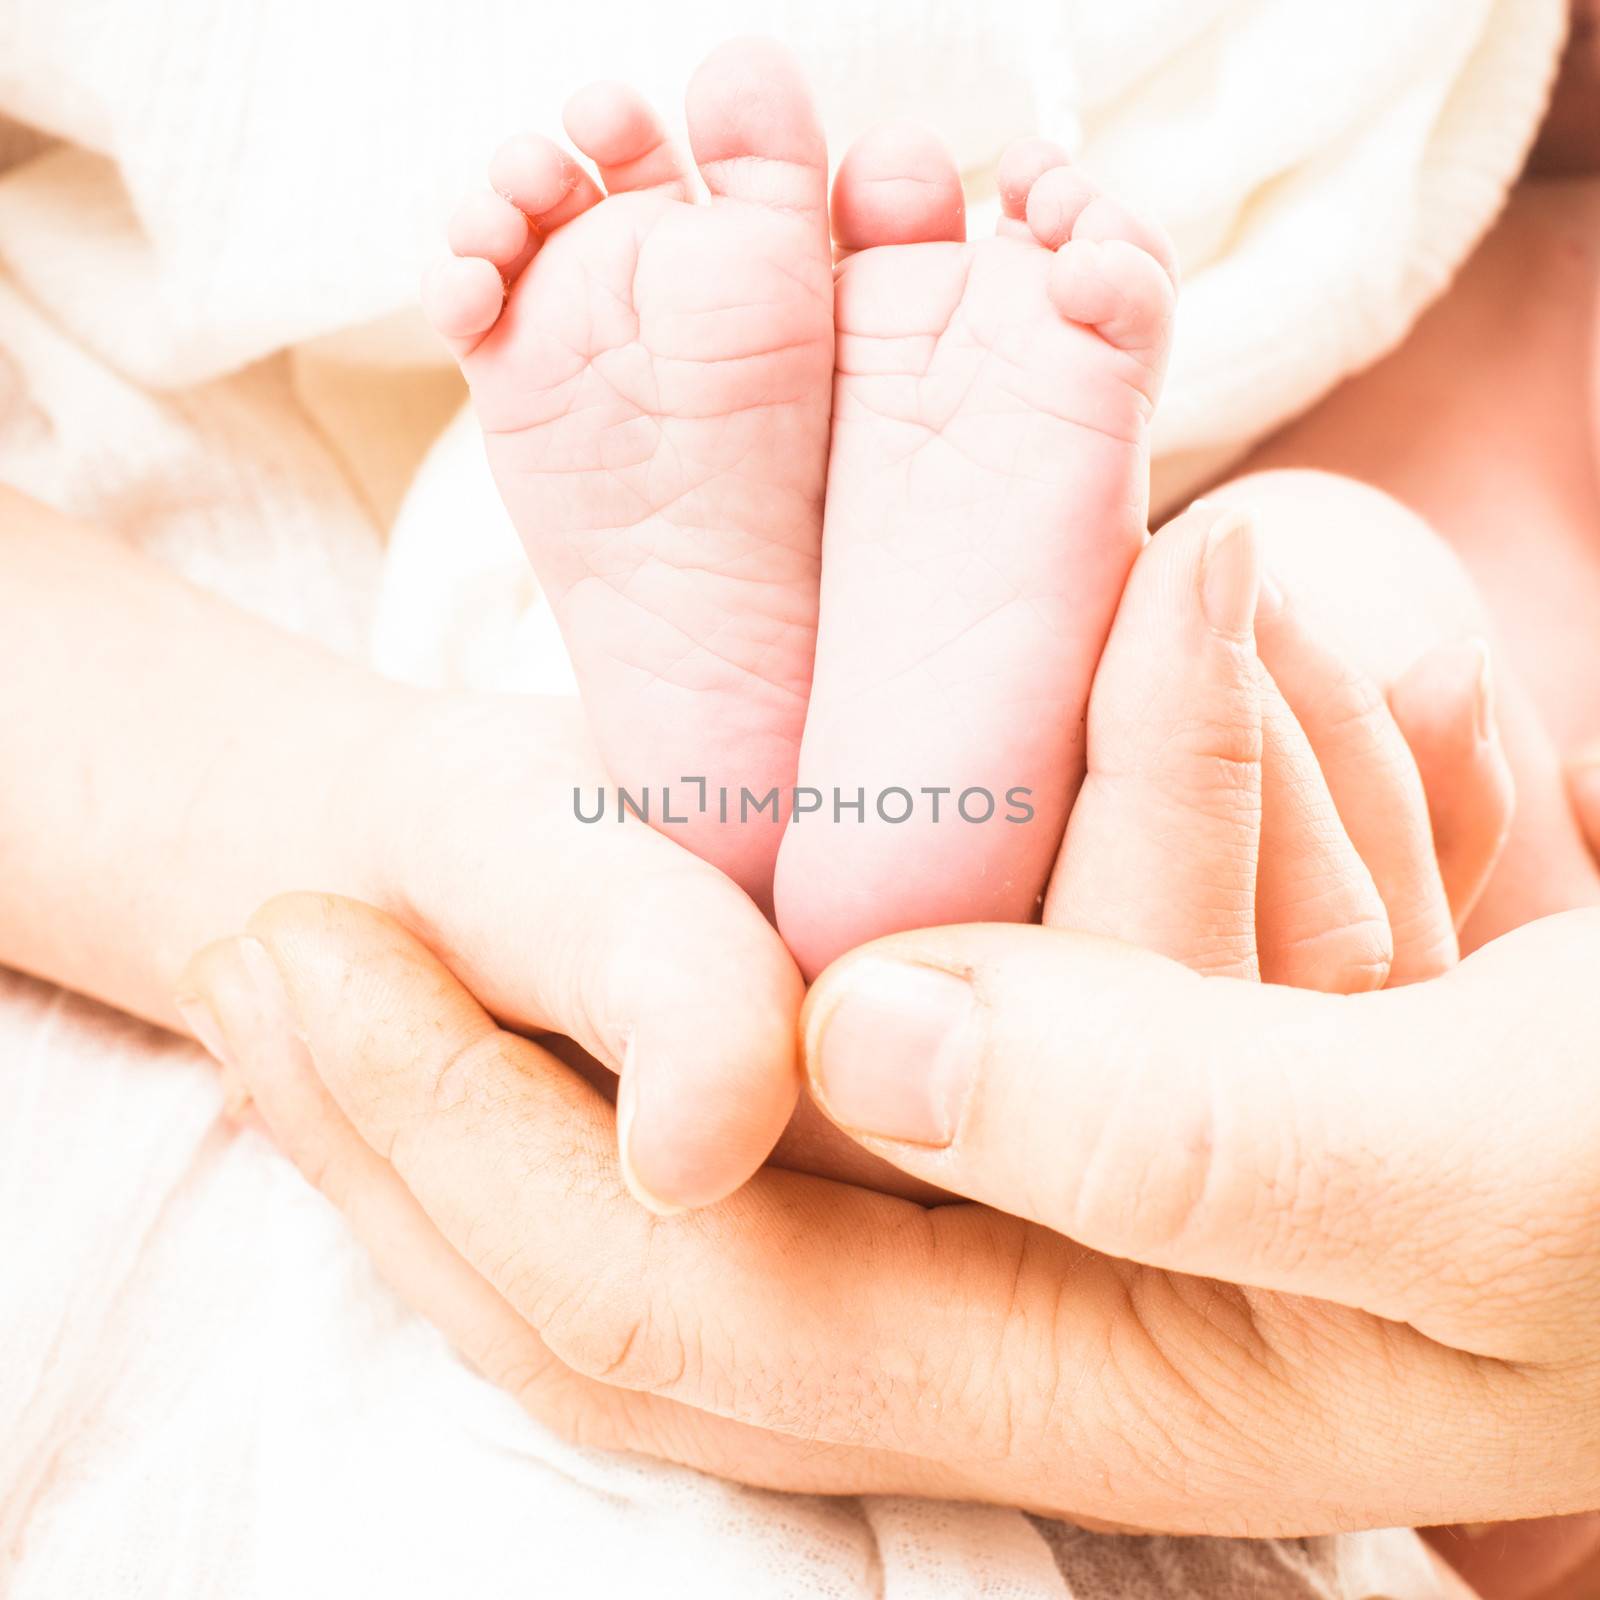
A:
424 41 834 906
775 129 1177 977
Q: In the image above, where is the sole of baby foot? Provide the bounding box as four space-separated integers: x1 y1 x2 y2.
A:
774 127 1177 979
423 38 835 908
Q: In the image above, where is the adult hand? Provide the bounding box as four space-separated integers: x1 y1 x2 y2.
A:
175 506 1572 1537
801 911 1600 1532
177 886 1600 1536
1042 498 1511 994
0 487 798 1215
210 689 805 1214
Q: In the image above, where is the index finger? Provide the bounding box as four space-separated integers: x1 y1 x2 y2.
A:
1045 502 1263 980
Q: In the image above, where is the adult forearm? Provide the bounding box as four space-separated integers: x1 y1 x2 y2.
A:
0 488 404 1029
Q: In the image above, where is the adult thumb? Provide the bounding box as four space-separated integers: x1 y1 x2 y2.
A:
801 912 1600 1357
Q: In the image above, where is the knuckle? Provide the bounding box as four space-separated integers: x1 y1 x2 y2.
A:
377 1030 528 1168
1093 709 1260 835
1059 1060 1225 1261
1159 705 1263 783
498 1356 633 1457
294 1139 359 1208
1050 1264 1297 1527
1311 664 1388 739
425 1030 521 1119
1260 886 1393 992
1384 904 1457 980
1097 1274 1306 1508
1142 717 1263 828
529 1265 694 1397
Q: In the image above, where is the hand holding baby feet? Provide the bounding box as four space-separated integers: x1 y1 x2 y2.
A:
777 497 1515 1210
774 128 1178 977
425 40 835 908
1049 501 1513 993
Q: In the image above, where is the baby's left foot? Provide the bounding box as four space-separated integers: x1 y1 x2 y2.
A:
775 130 1177 977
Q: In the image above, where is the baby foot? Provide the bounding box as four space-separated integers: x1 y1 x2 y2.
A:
424 40 834 906
774 130 1177 977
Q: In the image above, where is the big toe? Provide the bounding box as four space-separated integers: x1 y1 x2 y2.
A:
685 37 828 228
831 122 966 253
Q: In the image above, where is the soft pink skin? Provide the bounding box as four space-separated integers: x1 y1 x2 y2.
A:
431 64 1175 955
773 132 1177 978
426 40 835 908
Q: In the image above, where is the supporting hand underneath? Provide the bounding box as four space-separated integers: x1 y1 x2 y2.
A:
172 503 1600 1535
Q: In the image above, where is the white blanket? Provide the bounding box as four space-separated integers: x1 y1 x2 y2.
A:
0 0 1561 1593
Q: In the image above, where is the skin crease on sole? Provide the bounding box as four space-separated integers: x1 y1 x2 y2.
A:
772 127 1178 980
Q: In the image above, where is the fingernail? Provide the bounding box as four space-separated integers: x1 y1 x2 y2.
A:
237 936 298 1038
174 993 232 1071
1570 759 1600 839
805 959 981 1146
1199 510 1260 639
173 988 262 1120
1255 569 1286 621
615 1033 689 1218
1467 636 1495 744
175 937 298 1114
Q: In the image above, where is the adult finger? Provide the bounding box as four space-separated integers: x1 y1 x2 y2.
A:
1253 670 1392 992
803 911 1600 1361
180 903 1297 1529
183 895 1600 1530
207 894 1057 1463
1045 502 1263 979
1388 637 1515 929
1256 590 1458 983
214 895 1377 1532
1079 501 1392 995
372 696 805 1214
177 930 938 1502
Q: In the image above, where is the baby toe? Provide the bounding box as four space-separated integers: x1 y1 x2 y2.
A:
488 133 602 232
1067 192 1179 286
995 137 1073 224
447 190 532 270
1047 238 1176 370
421 254 505 357
563 81 691 198
831 122 966 254
686 38 829 230
1023 164 1101 250
1025 170 1178 289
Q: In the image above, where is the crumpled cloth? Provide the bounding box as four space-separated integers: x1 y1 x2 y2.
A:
0 0 1561 1592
